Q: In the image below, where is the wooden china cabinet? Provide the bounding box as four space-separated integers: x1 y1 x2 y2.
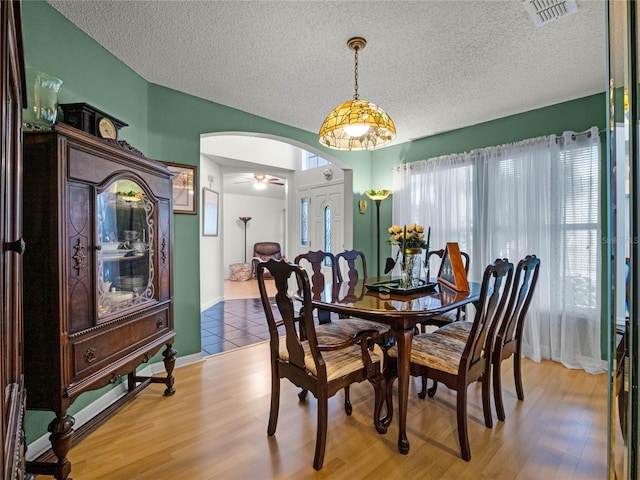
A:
22 123 176 480
1 1 27 479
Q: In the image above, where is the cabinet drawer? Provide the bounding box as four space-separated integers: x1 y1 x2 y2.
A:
72 310 169 378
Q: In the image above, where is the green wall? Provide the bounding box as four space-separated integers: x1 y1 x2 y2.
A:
20 0 607 445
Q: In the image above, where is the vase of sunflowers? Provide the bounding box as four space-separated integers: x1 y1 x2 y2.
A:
388 223 430 288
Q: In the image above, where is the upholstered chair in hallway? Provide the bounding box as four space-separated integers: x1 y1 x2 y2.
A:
251 242 282 277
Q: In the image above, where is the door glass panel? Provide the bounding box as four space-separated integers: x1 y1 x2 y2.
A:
97 179 154 318
300 197 309 246
323 205 332 266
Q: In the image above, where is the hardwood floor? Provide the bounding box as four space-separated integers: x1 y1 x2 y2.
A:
67 341 608 479
224 278 273 300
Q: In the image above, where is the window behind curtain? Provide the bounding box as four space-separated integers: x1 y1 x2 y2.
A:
393 158 475 277
392 128 604 372
493 141 599 311
555 142 600 311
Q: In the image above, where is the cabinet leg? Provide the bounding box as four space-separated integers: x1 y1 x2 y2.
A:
128 371 136 391
49 414 75 468
162 343 177 396
26 414 74 479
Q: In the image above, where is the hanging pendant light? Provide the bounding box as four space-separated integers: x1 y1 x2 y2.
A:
319 37 396 151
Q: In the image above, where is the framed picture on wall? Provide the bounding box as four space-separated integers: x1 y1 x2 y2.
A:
203 188 219 236
165 162 197 214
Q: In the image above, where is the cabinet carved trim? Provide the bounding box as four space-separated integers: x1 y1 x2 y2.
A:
161 236 167 263
68 301 170 338
23 122 175 480
84 347 97 363
72 238 87 274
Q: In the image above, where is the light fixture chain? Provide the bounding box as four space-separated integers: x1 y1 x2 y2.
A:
353 48 359 100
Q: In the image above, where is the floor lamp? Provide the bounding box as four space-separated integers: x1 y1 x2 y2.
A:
365 190 391 278
239 216 252 263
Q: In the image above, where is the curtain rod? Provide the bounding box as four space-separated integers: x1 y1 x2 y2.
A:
394 126 603 170
554 127 603 143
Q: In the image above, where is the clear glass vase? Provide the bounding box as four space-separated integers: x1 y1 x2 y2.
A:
400 248 423 288
23 68 63 131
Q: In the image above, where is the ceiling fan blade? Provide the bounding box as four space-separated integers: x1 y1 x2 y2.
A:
267 180 284 185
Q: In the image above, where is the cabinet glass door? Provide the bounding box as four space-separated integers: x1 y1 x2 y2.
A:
96 179 154 318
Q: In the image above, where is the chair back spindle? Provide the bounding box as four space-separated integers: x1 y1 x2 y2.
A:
294 250 337 325
335 250 368 304
336 249 368 284
294 250 336 300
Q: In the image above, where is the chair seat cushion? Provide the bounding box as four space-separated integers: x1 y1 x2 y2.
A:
432 321 473 343
387 333 466 375
279 337 381 382
315 318 390 344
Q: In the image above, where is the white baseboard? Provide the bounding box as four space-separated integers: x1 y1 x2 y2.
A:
26 352 204 460
201 296 223 311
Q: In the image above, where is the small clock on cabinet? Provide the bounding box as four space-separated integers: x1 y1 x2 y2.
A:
98 116 117 139
60 102 127 140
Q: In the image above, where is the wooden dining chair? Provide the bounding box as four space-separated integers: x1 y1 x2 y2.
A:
383 258 514 461
294 250 336 325
295 250 391 414
432 255 540 421
491 255 540 421
256 259 386 470
417 248 472 396
335 249 368 283
335 249 368 305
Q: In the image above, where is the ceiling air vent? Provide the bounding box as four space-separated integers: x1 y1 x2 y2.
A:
522 0 577 27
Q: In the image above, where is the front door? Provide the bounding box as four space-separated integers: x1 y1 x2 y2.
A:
296 182 343 279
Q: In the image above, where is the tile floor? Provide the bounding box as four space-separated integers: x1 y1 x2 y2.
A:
200 279 323 356
201 298 272 356
200 297 335 356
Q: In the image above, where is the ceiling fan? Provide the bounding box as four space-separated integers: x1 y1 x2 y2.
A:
234 173 284 190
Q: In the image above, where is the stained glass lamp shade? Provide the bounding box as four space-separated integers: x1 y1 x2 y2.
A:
319 37 396 151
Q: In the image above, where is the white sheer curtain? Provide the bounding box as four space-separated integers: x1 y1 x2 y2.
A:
392 127 605 373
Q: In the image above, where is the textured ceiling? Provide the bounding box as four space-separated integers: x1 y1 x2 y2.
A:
46 0 607 147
